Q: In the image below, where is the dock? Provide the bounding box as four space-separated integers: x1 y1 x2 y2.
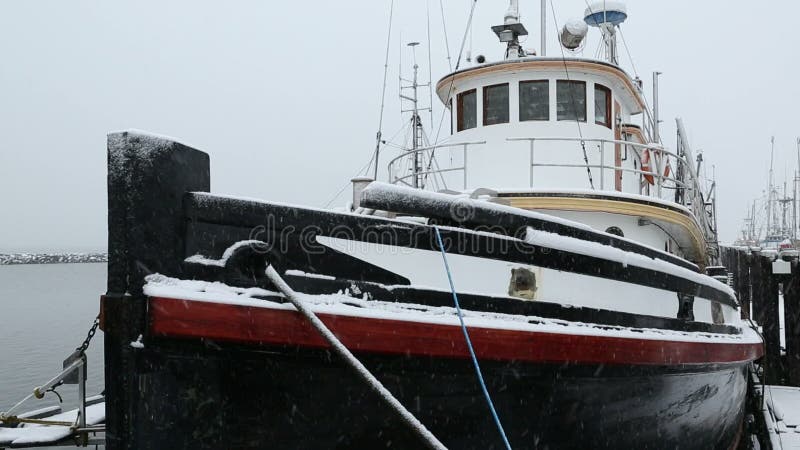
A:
0 396 104 449
761 384 800 449
722 246 800 449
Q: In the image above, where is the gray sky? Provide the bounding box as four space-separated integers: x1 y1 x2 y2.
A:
1 0 798 252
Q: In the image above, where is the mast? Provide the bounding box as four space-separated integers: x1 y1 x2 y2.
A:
399 42 430 189
783 181 790 236
410 43 422 188
540 0 546 56
796 137 800 239
652 72 662 143
492 0 528 59
371 0 395 181
767 136 774 237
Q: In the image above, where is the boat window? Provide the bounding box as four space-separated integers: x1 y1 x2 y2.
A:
519 80 549 121
483 83 509 126
557 80 586 122
595 84 612 128
605 226 624 237
457 89 477 131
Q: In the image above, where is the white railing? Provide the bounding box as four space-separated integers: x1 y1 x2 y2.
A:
387 135 715 259
506 136 709 233
387 141 485 189
506 136 687 195
388 137 708 223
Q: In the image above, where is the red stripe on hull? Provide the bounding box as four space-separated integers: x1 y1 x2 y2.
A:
148 296 764 365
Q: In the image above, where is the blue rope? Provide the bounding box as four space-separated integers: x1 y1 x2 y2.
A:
433 226 512 450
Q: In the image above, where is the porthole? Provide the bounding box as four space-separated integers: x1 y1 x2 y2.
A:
605 226 624 237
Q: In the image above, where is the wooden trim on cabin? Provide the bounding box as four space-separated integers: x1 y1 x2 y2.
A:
621 124 646 144
595 84 612 128
504 195 707 262
456 89 476 131
437 59 646 111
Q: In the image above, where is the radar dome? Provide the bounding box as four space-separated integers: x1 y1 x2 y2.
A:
584 1 627 27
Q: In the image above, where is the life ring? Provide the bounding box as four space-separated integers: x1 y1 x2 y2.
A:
641 149 655 185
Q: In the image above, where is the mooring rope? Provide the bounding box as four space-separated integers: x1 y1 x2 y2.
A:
433 227 512 450
264 265 447 450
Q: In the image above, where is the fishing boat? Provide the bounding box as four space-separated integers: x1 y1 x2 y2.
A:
735 137 800 260
100 2 762 449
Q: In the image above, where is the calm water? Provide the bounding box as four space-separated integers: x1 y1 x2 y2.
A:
0 263 105 417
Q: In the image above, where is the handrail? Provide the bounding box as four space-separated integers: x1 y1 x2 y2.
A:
386 141 487 166
507 136 677 159
507 136 703 198
387 136 704 210
385 134 715 259
388 141 486 189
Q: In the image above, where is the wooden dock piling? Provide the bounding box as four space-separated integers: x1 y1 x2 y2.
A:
785 265 800 386
721 246 800 386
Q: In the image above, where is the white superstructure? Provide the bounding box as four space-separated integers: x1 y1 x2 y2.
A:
387 1 718 268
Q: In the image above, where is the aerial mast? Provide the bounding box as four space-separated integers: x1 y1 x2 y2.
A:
796 137 800 239
492 0 528 59
540 0 547 56
399 42 431 189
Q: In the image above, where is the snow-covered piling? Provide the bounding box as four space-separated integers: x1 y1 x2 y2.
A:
721 246 799 385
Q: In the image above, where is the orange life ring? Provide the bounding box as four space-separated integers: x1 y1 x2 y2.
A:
642 149 655 185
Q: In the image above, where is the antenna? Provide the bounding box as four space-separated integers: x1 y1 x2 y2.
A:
583 1 627 64
792 137 800 239
540 0 547 56
371 0 395 181
492 0 529 59
767 136 775 236
399 42 433 189
652 72 662 143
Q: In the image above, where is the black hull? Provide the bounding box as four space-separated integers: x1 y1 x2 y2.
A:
120 337 746 450
100 131 758 450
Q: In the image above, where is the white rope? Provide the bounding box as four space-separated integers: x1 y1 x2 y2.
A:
264 265 448 450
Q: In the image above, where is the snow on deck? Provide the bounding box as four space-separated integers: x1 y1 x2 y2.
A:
0 403 104 446
362 181 690 266
143 274 760 345
763 385 800 448
525 227 735 298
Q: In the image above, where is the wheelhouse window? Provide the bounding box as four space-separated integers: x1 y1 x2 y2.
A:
519 80 549 121
457 89 477 131
556 80 586 122
482 83 509 126
595 84 612 128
